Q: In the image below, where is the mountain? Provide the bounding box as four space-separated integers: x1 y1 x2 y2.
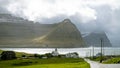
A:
0 14 111 47
33 19 87 48
0 14 57 47
0 14 86 47
82 31 112 47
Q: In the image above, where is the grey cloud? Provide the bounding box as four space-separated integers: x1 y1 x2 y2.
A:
0 7 8 13
36 14 68 24
0 0 12 13
92 5 120 47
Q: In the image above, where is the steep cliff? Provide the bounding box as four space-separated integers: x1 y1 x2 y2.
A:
33 19 87 47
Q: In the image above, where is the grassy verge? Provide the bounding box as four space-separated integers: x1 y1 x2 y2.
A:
86 56 120 64
0 58 90 68
103 57 120 64
86 56 107 61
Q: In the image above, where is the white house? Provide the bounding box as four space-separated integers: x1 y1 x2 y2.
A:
65 52 79 58
51 48 59 56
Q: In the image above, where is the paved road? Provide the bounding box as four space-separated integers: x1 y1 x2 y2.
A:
85 59 120 68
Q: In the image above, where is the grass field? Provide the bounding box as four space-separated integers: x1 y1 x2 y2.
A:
16 62 88 68
0 58 90 68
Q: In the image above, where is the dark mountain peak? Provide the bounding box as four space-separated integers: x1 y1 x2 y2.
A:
62 18 72 23
59 19 76 28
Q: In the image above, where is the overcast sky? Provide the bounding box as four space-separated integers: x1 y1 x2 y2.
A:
0 0 120 46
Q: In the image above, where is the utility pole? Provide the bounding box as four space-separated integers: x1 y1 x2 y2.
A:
90 49 91 58
92 44 94 59
103 39 104 57
100 38 103 63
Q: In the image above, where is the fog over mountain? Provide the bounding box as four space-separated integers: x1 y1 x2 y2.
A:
82 31 112 47
0 0 120 46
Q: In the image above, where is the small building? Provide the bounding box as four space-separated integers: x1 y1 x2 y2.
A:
65 52 79 58
51 48 59 56
42 56 48 59
1 51 16 60
96 52 104 57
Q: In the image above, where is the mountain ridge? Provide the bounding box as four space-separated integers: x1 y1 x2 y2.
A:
33 19 87 47
0 14 87 47
0 13 112 47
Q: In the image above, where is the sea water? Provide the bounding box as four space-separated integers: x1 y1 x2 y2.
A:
0 47 120 57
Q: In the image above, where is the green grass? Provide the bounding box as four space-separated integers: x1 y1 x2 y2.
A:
87 56 120 64
0 50 3 53
0 50 90 68
87 56 110 62
16 62 89 68
103 57 120 64
0 58 90 68
15 52 33 58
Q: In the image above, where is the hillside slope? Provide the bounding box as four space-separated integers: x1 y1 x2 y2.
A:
33 19 87 48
